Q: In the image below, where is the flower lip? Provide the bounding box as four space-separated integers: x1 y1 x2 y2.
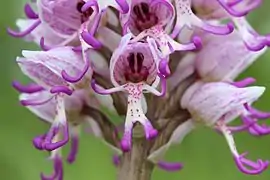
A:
132 2 158 32
124 52 150 83
111 42 158 86
124 0 174 35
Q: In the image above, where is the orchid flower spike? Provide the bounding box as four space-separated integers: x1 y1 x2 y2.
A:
91 34 167 152
8 0 270 179
181 81 269 175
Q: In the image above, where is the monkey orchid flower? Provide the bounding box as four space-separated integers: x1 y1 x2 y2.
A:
14 47 92 152
16 84 115 180
180 81 269 175
19 89 82 180
91 34 166 152
124 0 201 58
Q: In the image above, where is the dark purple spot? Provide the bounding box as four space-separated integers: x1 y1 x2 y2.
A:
77 1 94 23
141 3 149 14
124 52 149 83
133 3 158 32
127 53 136 73
136 53 144 73
76 2 84 13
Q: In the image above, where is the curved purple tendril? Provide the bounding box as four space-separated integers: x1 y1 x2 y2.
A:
168 36 202 53
80 5 103 49
42 124 70 151
225 116 255 133
170 23 182 39
241 115 270 136
157 161 183 172
7 20 41 38
112 155 121 166
91 79 115 95
248 127 261 136
244 104 270 119
216 0 248 17
12 81 44 93
244 40 268 52
115 0 129 14
120 130 132 152
192 36 203 50
40 37 82 52
229 0 262 15
203 21 234 35
142 120 158 140
234 152 269 175
251 123 270 135
156 72 167 97
72 46 82 52
50 86 73 95
231 77 256 88
20 96 54 106
24 3 39 19
112 154 183 172
81 31 102 49
41 156 63 180
61 59 90 83
33 134 47 150
39 37 53 51
67 136 79 164
227 0 242 6
81 0 99 12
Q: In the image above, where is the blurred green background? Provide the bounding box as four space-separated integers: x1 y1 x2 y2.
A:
1 1 270 180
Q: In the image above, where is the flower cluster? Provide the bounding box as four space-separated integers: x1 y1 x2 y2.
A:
8 0 270 179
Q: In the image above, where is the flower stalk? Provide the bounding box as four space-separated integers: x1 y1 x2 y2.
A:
117 138 154 180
